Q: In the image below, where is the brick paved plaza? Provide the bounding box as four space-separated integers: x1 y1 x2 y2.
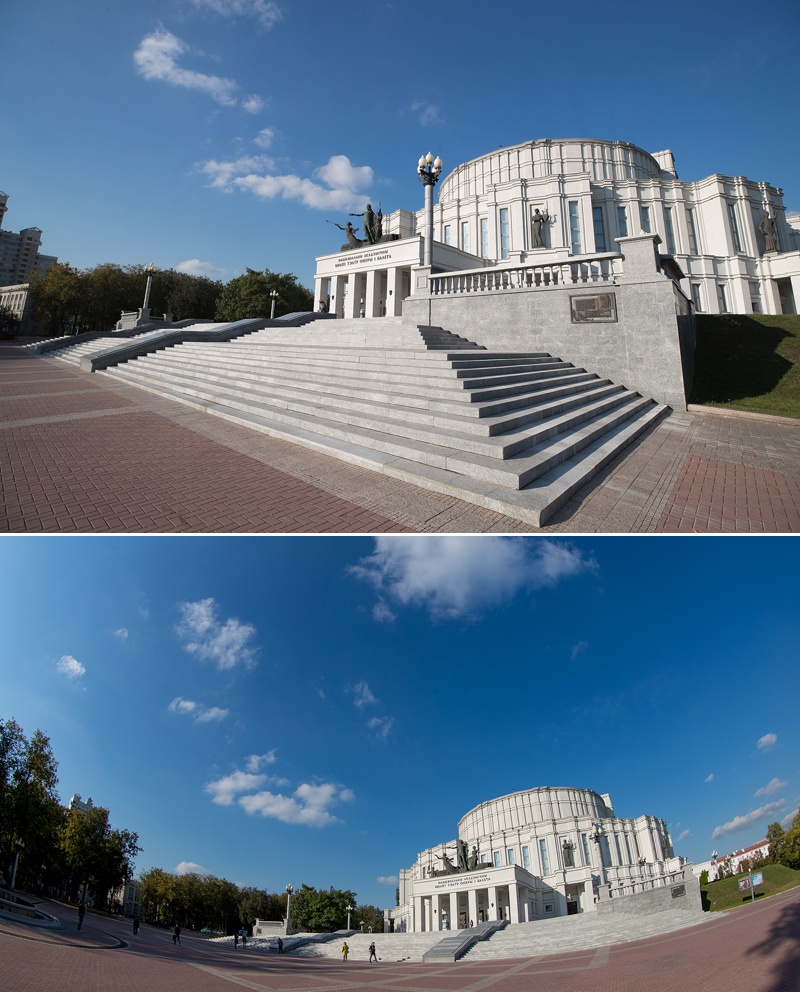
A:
2 887 798 992
2 339 799 533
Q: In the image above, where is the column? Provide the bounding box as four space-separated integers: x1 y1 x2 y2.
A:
364 269 378 317
344 274 360 319
413 896 423 932
386 266 404 316
508 882 520 923
449 891 459 930
331 274 346 318
467 889 478 927
487 885 498 921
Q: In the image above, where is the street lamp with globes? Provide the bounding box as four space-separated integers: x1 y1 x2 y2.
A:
417 152 443 268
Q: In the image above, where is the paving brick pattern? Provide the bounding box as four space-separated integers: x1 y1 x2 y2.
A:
2 340 799 533
2 887 799 992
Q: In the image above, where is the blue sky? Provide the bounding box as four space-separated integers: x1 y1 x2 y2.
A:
2 535 798 909
2 0 799 295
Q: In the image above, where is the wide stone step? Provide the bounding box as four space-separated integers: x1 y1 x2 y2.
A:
99 336 668 527
111 355 605 425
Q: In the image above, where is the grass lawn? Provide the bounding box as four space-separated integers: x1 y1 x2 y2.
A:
689 313 800 419
701 864 800 912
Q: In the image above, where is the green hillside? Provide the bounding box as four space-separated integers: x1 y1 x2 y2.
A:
689 314 800 419
701 863 800 912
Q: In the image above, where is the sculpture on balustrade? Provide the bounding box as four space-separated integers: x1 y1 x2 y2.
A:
531 208 550 248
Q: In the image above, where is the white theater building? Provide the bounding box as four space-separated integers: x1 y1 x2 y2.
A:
313 137 800 319
385 786 685 933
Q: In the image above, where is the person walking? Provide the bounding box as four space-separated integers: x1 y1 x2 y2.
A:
241 932 247 949
277 937 284 953
234 933 239 948
77 899 86 931
173 924 181 946
133 915 140 936
368 941 377 962
341 940 349 961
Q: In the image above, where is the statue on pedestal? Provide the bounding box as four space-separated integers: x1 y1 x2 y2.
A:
531 208 550 248
759 212 779 253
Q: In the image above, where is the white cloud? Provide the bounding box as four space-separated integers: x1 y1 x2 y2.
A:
755 777 787 797
175 861 211 876
176 597 258 670
372 600 396 623
350 680 377 709
571 640 588 660
176 258 225 277
711 799 786 840
187 0 283 31
205 770 268 806
757 733 777 751
367 716 394 741
253 127 275 149
781 807 799 829
239 781 354 827
246 751 277 772
197 153 374 211
134 29 239 106
349 536 597 619
406 100 445 127
169 696 230 724
242 95 265 114
704 774 715 783
676 829 691 842
113 627 128 640
57 655 85 680
377 875 398 885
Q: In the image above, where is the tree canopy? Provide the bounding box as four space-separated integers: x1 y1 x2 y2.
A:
214 268 313 322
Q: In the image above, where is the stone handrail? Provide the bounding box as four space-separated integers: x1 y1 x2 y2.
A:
429 253 622 297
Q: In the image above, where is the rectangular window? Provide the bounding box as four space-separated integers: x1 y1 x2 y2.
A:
691 283 703 312
592 206 606 252
750 283 763 313
617 205 628 237
493 850 501 868
624 834 633 864
582 833 591 866
539 839 550 875
686 208 699 254
443 225 451 246
480 218 489 259
568 201 582 254
499 209 510 260
717 283 729 313
461 222 469 254
615 835 624 865
640 204 651 234
507 849 515 866
728 202 742 252
663 206 676 254
522 845 530 870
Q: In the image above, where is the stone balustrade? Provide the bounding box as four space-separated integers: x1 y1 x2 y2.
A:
429 253 622 297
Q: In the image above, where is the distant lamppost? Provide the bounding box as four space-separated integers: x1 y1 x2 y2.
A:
417 152 443 268
270 289 279 319
346 903 354 930
10 838 24 889
285 884 294 932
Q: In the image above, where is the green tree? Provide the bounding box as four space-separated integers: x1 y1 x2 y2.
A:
29 262 82 334
0 304 21 339
61 805 140 908
355 903 385 932
140 866 177 925
766 821 787 865
214 268 313 322
783 811 800 869
289 884 358 933
238 886 284 931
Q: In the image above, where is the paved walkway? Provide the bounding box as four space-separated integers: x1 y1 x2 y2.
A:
2 888 799 992
2 339 799 533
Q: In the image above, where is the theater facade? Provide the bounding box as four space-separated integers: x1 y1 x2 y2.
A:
314 137 800 320
385 786 684 932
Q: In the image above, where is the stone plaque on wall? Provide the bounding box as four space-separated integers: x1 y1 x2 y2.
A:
570 293 618 323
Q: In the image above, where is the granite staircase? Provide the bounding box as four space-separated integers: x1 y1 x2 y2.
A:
98 322 668 526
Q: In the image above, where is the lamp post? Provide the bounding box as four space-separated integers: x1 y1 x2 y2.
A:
285 884 294 933
346 903 354 930
270 289 279 319
590 825 607 886
417 152 443 268
10 838 24 889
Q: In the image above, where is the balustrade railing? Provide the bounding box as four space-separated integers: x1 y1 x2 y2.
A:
429 253 622 297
